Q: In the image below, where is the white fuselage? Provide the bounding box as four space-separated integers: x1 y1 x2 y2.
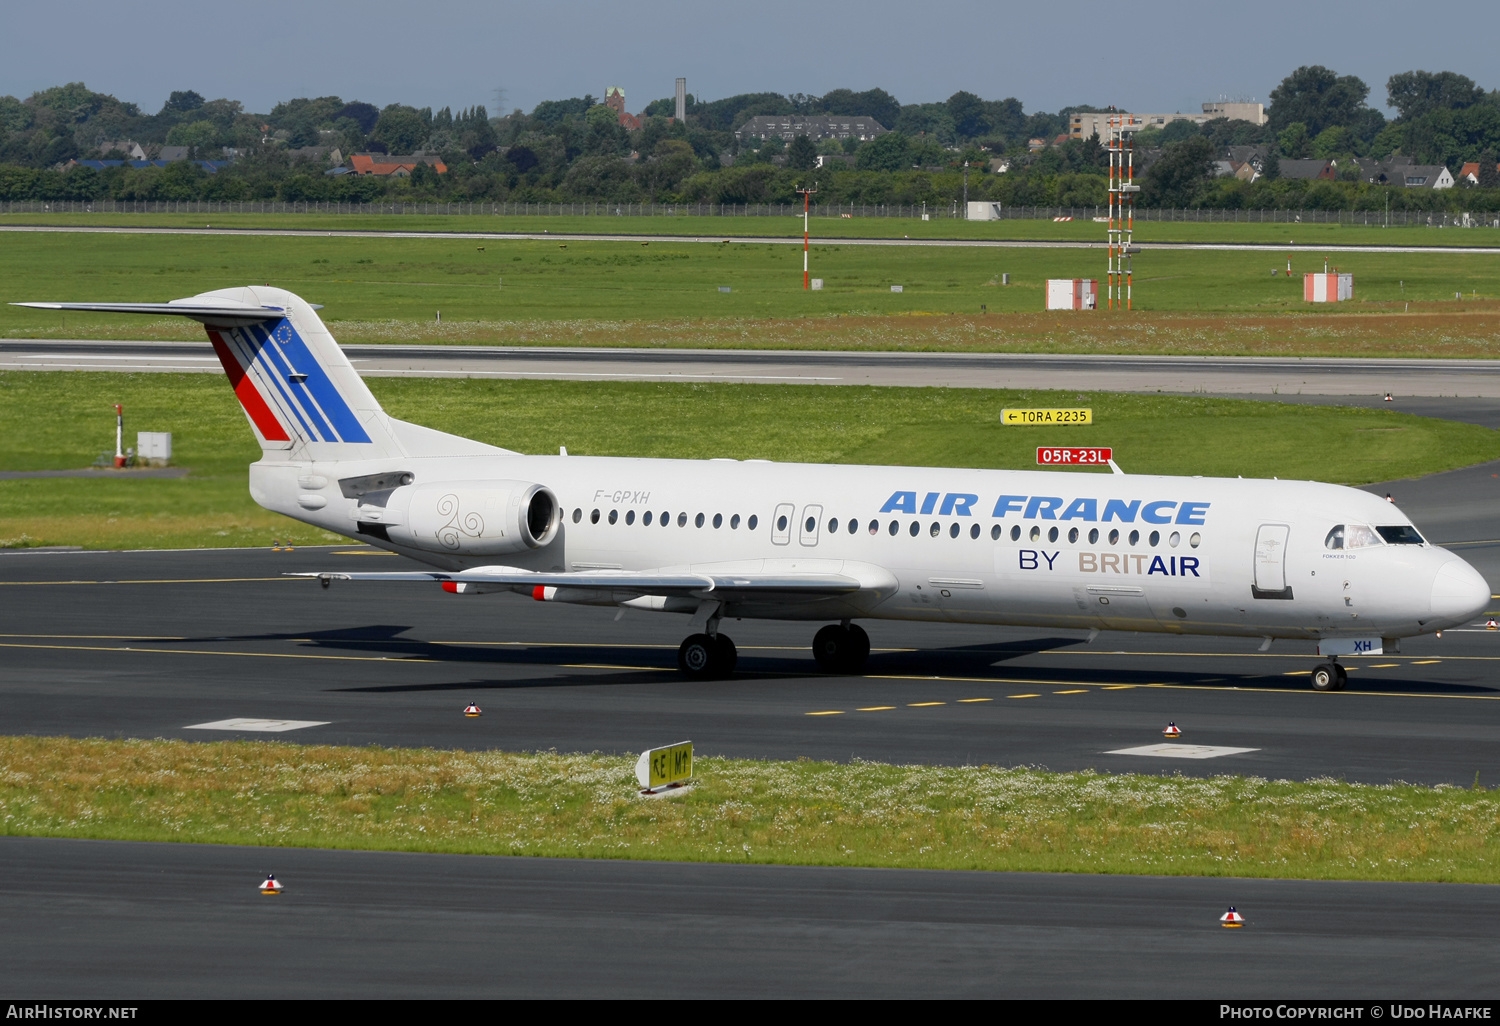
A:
251 452 1490 643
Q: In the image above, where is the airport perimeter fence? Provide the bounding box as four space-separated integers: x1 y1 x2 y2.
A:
0 199 1496 228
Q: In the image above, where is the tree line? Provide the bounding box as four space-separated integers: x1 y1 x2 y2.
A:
0 68 1497 211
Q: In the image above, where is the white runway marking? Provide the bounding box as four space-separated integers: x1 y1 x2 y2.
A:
1106 743 1260 760
185 717 329 732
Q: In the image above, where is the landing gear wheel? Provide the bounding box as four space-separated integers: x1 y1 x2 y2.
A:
1335 663 1348 690
813 624 870 674
678 634 715 679
678 633 736 679
1310 662 1343 692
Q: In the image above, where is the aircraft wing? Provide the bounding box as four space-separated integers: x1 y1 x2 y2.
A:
290 567 865 600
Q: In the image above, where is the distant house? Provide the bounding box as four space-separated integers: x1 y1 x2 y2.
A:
1224 145 1267 173
350 152 447 176
1399 165 1454 189
1458 162 1499 185
288 146 342 165
735 115 887 144
1276 159 1336 181
989 157 1010 174
814 153 855 169
1354 157 1453 189
1026 138 1046 152
1211 159 1238 177
95 140 145 160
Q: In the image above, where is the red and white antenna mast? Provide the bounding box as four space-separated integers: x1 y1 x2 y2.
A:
1106 111 1140 310
796 183 818 289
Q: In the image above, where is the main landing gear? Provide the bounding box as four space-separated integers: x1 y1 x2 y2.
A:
813 622 870 674
1310 660 1348 692
678 633 737 679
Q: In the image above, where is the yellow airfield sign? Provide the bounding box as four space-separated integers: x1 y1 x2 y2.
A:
1001 408 1093 426
635 741 694 791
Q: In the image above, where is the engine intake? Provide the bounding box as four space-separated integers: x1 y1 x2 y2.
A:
396 479 559 555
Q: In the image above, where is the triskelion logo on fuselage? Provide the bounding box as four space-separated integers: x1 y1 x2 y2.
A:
879 492 1210 525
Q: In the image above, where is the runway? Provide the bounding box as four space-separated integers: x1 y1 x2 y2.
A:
5 835 1497 998
1 451 1497 788
8 219 1500 252
6 338 1500 397
4 222 1500 254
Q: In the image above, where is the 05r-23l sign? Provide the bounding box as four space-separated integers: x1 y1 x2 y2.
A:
1037 447 1112 465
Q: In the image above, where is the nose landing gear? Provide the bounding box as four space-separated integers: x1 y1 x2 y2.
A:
813 623 871 674
1310 661 1348 692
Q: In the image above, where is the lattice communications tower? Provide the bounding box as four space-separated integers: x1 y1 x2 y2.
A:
1106 113 1141 310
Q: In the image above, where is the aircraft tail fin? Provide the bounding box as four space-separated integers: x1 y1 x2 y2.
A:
14 286 510 461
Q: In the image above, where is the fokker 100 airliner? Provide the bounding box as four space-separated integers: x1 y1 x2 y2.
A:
17 287 1490 690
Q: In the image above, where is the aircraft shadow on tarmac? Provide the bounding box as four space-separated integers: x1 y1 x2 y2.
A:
142 624 1500 696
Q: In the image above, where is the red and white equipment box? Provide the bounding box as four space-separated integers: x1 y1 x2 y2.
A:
1304 272 1353 303
1046 279 1098 310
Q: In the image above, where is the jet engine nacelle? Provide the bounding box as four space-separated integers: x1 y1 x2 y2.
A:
395 479 560 555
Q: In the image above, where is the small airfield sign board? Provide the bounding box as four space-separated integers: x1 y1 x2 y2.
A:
1002 408 1092 426
1037 447 1112 466
636 741 693 792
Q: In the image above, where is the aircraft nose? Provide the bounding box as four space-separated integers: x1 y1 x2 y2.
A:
1430 559 1491 625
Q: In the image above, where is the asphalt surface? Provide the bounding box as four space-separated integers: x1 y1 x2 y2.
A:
5 835 1498 998
9 338 1500 397
6 222 1500 253
5 363 1500 997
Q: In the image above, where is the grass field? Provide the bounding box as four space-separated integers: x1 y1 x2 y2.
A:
2 737 1495 883
3 230 1500 356
7 210 1500 247
2 372 1494 550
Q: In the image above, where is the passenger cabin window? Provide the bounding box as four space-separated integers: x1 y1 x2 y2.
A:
590 509 600 524
748 515 758 530
572 508 582 524
1377 525 1424 545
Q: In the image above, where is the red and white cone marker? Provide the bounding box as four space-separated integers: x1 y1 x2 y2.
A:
259 873 283 895
1220 906 1244 928
1163 722 1182 738
1384 393 1394 402
1486 619 1497 631
464 702 482 717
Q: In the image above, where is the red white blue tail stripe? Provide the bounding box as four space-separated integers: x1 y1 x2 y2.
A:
207 319 371 444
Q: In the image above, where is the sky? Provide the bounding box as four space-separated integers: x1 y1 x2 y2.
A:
2 0 1496 119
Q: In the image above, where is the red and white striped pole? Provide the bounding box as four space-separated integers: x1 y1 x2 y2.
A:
113 403 125 468
796 183 817 289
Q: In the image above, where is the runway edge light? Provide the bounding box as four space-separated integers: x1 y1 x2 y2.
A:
1220 906 1244 928
635 741 693 795
464 701 482 717
1163 722 1182 738
259 873 283 895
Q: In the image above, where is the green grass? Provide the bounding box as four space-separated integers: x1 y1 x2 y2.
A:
2 231 1500 345
7 209 1500 247
2 372 1495 549
3 737 1496 882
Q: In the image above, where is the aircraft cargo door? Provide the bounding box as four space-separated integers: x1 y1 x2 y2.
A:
1252 524 1293 600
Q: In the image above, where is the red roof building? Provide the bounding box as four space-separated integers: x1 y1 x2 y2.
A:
350 153 447 176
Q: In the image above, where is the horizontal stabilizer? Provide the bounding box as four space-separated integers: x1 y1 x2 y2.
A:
11 300 288 326
290 567 863 599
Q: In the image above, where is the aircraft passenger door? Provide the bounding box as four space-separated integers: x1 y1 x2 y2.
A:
771 503 794 546
799 504 823 547
1252 524 1294 600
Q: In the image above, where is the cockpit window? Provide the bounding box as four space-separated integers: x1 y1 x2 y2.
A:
1377 525 1424 545
1326 524 1382 550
